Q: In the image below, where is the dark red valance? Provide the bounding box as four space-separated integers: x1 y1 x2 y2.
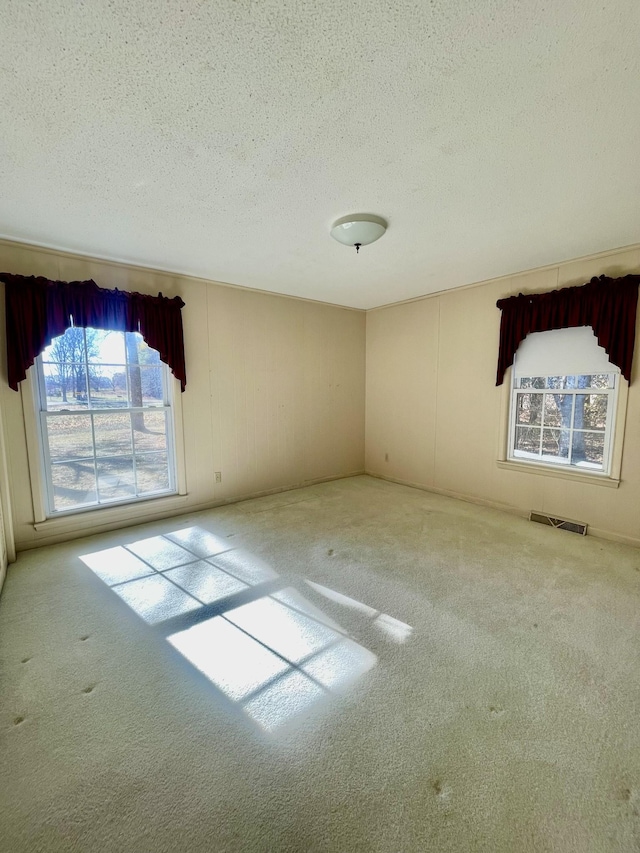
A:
1 274 187 391
495 274 640 385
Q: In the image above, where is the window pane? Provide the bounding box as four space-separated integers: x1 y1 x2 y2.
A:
575 394 608 431
143 366 164 404
133 411 168 452
86 330 126 364
578 374 614 389
545 376 565 389
103 368 129 405
88 365 128 408
542 393 571 428
42 327 86 363
514 426 541 455
518 377 545 389
135 452 170 493
128 364 142 406
128 365 164 406
93 413 133 456
542 428 569 460
97 457 135 501
46 414 94 461
574 431 605 467
125 332 163 405
515 393 542 426
51 461 97 510
42 362 88 410
125 331 145 356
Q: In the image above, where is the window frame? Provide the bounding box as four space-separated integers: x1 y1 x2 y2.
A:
497 367 629 488
22 329 187 523
507 373 618 475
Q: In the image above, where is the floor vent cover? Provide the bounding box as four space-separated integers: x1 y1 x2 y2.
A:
529 512 587 536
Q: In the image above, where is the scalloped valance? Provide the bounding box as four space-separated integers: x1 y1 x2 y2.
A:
496 274 639 385
2 274 187 391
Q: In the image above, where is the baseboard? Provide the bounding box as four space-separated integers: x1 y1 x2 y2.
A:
366 471 528 518
365 470 640 549
214 470 366 507
584 526 640 549
15 470 366 552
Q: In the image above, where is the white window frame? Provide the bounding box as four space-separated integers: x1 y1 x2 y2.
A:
497 370 629 488
507 373 618 475
21 331 187 525
496 325 631 487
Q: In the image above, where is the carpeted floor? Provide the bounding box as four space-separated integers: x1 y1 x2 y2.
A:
1 475 640 852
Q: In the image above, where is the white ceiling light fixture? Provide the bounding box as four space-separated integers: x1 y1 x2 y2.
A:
330 214 387 253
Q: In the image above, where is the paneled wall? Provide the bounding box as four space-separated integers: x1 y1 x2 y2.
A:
0 241 365 550
2 236 639 555
366 245 640 545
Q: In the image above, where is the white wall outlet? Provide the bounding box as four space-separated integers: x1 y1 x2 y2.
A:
215 471 222 483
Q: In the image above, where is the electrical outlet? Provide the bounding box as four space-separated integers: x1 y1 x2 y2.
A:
215 471 222 483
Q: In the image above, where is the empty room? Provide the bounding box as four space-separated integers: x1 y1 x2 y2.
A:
1 2 640 851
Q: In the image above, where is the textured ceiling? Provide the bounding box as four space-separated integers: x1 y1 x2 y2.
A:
1 1 639 309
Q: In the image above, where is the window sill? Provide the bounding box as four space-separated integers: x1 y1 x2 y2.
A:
496 459 620 489
33 493 189 532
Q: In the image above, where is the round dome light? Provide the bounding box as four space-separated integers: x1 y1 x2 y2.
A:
330 214 387 252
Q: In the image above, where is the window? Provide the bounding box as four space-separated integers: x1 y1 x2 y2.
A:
507 327 620 476
510 374 616 471
35 326 177 515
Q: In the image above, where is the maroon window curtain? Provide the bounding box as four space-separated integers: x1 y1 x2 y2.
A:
1 274 187 391
495 274 640 386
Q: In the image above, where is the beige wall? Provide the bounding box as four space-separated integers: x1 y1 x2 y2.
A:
0 241 365 550
366 246 640 546
2 237 639 555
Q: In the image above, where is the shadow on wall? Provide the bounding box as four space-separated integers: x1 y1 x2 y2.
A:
79 526 412 734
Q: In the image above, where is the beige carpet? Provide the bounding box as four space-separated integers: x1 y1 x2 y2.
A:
1 475 640 852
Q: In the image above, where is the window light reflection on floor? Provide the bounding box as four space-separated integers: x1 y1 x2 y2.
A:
168 590 378 732
79 526 413 732
305 580 414 644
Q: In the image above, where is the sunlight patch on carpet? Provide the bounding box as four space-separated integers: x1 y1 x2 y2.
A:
79 526 416 732
306 580 414 644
